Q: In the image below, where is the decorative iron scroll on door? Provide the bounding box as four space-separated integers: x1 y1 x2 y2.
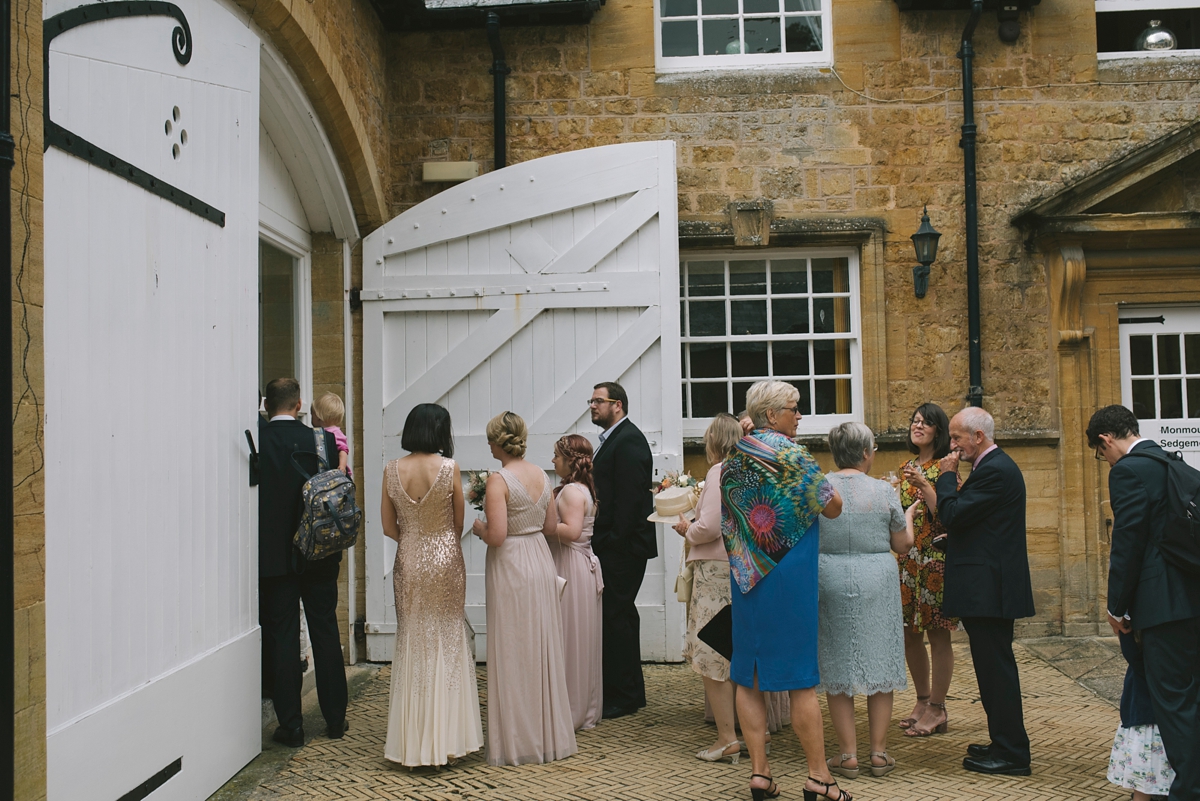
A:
43 2 226 227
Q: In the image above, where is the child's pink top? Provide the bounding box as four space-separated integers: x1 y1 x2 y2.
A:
326 425 349 453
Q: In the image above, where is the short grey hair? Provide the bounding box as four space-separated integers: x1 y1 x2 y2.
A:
955 406 995 440
828 422 875 469
744 381 800 428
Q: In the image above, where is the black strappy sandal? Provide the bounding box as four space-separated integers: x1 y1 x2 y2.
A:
750 773 780 801
804 776 852 801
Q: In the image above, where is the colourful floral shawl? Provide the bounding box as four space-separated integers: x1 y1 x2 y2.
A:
721 429 833 594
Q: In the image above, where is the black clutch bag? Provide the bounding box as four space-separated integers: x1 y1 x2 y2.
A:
697 604 734 662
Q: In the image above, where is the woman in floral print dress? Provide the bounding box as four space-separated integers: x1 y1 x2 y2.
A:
895 403 958 738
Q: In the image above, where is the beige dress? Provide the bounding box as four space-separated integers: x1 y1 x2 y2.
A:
384 457 483 766
485 468 578 765
545 483 604 731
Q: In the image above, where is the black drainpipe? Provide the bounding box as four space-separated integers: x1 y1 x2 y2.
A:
486 11 511 170
958 0 984 408
1 0 16 791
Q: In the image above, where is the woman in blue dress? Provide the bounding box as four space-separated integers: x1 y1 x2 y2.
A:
722 380 847 801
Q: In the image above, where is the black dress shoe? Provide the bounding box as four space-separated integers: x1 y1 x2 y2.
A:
327 719 349 739
962 755 1030 776
272 725 304 748
967 743 992 758
602 704 636 719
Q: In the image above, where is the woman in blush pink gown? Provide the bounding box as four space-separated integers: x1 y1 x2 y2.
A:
545 434 604 731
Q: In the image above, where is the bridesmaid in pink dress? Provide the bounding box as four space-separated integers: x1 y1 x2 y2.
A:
545 434 604 731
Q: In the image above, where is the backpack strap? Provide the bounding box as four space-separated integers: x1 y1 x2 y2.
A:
313 427 329 465
1123 449 1180 466
291 430 331 481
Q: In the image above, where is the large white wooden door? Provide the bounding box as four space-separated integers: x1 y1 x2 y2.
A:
43 1 260 798
362 142 684 662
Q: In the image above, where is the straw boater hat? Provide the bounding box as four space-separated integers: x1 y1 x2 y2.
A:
647 485 699 524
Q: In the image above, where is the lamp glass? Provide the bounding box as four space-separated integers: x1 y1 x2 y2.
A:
911 208 941 267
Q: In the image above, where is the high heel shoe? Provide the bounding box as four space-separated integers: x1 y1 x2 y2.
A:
803 777 852 801
898 695 929 730
696 741 740 763
826 753 859 779
869 750 895 777
904 701 948 737
750 774 780 801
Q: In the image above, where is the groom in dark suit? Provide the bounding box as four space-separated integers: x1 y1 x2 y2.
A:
935 406 1035 776
589 381 656 718
259 378 348 747
1089 405 1200 801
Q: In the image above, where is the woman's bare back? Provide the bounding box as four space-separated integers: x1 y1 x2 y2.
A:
395 452 445 503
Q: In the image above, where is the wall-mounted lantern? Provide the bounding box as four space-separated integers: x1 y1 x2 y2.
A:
910 206 941 299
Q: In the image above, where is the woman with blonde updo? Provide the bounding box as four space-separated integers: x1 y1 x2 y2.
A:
545 433 604 731
472 412 577 765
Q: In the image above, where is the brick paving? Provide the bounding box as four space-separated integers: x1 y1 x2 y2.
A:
223 638 1129 801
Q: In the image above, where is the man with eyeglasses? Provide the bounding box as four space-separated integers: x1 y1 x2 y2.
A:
588 381 656 719
1088 404 1200 801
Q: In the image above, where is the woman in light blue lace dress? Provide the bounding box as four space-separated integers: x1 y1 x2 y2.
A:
818 423 914 780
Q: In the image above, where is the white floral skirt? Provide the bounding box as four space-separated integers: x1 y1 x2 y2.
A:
683 559 732 681
1108 724 1175 795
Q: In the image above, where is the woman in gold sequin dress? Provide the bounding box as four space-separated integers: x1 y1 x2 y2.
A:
381 403 483 766
471 412 577 766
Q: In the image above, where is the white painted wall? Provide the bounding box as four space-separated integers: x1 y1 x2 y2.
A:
43 0 261 797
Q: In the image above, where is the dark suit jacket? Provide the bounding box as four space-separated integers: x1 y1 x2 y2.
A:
1107 440 1200 630
591 417 657 561
936 446 1035 620
258 417 340 579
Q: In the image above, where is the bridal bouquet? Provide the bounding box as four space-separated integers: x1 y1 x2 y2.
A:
465 470 491 512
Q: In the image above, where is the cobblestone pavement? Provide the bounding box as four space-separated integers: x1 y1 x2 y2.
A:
224 640 1127 801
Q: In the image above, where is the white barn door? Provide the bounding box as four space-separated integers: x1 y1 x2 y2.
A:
43 1 260 799
362 142 684 663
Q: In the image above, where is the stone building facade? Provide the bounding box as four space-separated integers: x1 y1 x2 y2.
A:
12 0 1200 794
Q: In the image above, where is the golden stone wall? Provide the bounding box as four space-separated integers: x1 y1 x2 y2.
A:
12 0 46 794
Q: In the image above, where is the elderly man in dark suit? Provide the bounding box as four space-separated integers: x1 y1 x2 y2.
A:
934 406 1035 776
1089 404 1200 801
589 381 656 719
259 378 348 747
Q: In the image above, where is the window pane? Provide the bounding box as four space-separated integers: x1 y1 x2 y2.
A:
812 257 849 292
662 0 696 16
662 20 700 56
814 339 850 376
794 380 812 415
731 300 767 335
744 0 778 10
785 17 822 52
689 301 726 336
687 261 725 297
771 258 807 294
260 241 296 391
681 343 689 378
689 342 727 378
784 0 819 11
691 382 728 417
773 340 810 376
733 382 753 416
1132 379 1156 418
703 18 740 54
1158 335 1182 375
729 260 766 295
815 378 852 415
1190 379 1200 418
702 0 738 13
744 16 780 53
813 297 850 333
772 298 809 334
1161 379 1184 419
731 342 768 377
1130 336 1153 375
1185 334 1200 374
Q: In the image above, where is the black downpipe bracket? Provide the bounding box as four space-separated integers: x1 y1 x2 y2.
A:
1 0 16 792
958 0 984 408
486 11 510 171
